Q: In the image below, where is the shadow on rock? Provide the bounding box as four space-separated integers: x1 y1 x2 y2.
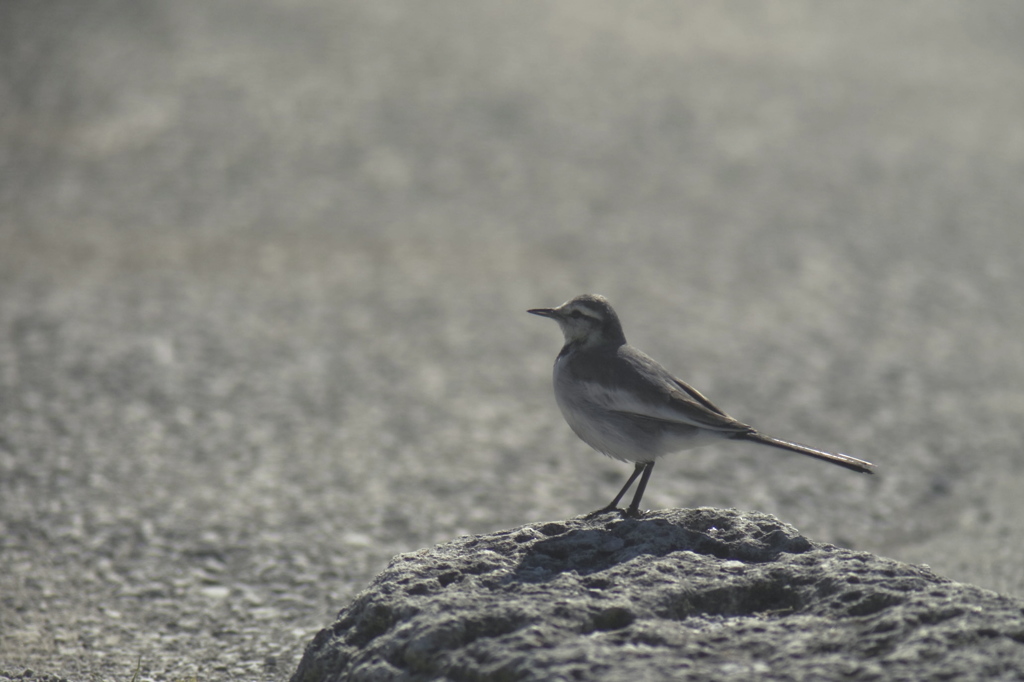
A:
512 508 812 584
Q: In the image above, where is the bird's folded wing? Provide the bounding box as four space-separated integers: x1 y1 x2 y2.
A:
667 376 728 417
579 379 750 433
591 347 749 432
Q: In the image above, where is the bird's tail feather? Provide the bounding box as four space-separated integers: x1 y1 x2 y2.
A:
738 432 875 474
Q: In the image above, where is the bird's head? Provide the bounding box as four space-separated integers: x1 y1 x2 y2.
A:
528 294 627 348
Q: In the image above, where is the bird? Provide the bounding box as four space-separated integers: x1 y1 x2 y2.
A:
528 294 875 517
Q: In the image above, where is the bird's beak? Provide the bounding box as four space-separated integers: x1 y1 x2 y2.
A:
527 307 559 318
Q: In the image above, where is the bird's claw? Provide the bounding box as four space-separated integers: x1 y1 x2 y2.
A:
584 506 646 520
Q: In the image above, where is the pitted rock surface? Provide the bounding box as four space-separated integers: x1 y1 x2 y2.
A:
291 508 1024 681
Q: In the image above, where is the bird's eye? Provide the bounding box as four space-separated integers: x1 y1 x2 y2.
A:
570 310 584 319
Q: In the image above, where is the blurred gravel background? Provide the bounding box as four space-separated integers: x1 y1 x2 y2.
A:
2 1 1023 680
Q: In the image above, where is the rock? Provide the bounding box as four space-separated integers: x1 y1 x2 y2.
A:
291 508 1024 681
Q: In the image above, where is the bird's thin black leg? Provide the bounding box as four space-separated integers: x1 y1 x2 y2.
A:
624 461 655 518
585 462 645 517
608 462 647 509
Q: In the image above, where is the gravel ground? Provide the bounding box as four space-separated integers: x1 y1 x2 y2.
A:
2 2 1024 680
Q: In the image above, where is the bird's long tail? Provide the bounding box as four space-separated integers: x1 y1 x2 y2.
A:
737 431 875 474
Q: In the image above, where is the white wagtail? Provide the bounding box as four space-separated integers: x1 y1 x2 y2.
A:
529 294 875 517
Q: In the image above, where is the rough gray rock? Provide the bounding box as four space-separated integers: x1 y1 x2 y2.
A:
292 508 1024 681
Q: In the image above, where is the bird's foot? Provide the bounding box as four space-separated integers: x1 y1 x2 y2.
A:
584 506 647 519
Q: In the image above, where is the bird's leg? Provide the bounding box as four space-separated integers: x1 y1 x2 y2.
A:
585 462 646 518
623 461 655 518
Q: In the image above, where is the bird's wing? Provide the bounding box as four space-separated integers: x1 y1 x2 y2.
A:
575 347 751 434
666 375 729 417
